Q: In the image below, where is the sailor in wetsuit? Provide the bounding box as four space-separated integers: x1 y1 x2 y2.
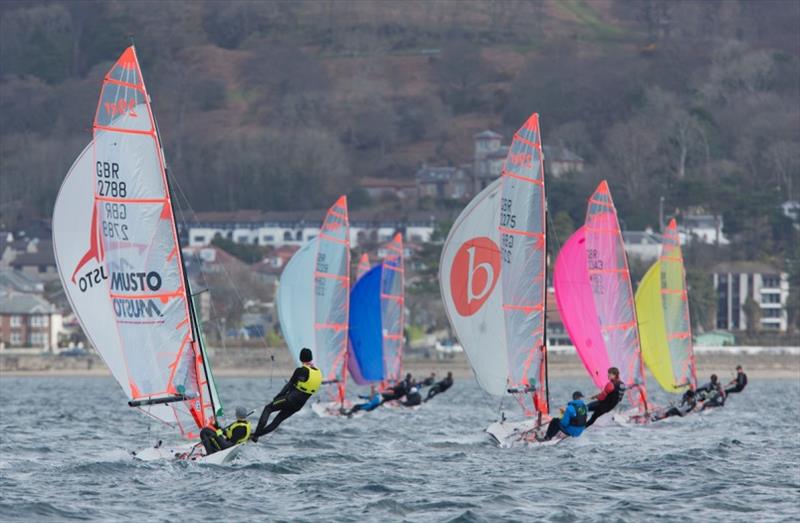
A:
540 391 588 441
342 386 382 417
697 374 726 410
199 406 252 455
425 372 454 402
251 347 321 442
585 367 626 428
418 372 437 388
401 386 422 407
652 389 697 421
380 373 414 404
725 365 748 395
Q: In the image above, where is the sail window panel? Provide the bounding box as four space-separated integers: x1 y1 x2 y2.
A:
94 83 151 132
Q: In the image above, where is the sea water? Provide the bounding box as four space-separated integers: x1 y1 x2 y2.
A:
0 375 797 522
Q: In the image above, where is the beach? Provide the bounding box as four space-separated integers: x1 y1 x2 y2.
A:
2 346 797 380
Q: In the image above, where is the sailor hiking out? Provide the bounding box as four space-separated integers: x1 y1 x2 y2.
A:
252 348 321 442
585 367 626 428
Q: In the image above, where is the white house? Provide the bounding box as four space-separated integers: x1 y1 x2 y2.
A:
185 209 439 249
712 261 790 332
622 229 663 262
680 214 729 245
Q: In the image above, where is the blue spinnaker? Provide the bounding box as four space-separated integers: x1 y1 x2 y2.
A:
347 265 384 383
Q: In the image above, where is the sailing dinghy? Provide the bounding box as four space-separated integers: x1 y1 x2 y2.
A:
553 181 651 425
277 197 351 418
440 114 551 447
52 46 236 464
636 219 697 416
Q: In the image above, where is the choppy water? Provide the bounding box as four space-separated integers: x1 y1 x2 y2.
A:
0 375 798 522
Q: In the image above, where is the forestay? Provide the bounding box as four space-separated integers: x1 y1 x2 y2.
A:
52 47 218 438
636 219 696 393
440 114 548 416
277 196 350 403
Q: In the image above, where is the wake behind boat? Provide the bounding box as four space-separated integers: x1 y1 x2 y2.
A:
53 46 237 463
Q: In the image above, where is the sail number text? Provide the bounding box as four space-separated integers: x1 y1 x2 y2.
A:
500 197 516 263
102 203 129 240
96 161 127 198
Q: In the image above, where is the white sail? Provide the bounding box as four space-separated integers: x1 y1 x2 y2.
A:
440 178 507 396
278 196 350 402
53 47 216 438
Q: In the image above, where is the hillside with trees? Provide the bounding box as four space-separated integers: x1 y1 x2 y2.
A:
1 0 798 332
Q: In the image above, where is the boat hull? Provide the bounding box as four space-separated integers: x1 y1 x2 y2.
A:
486 417 561 448
133 442 242 464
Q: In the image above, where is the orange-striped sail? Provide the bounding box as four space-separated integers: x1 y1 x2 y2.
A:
636 219 697 392
277 197 351 403
381 233 405 382
53 46 220 439
440 113 548 418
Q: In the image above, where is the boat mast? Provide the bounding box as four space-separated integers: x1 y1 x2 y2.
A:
131 44 219 422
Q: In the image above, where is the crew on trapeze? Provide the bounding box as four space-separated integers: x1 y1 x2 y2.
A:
585 367 626 427
251 347 321 442
425 371 454 402
539 391 588 441
199 406 252 455
725 365 748 396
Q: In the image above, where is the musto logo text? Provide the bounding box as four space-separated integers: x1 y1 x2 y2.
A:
450 237 501 316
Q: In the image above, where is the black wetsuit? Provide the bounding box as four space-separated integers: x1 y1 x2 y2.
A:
425 376 454 402
725 372 748 395
381 379 411 404
418 376 436 388
585 379 625 428
252 366 312 440
401 390 422 407
200 421 250 454
696 381 725 410
653 391 697 421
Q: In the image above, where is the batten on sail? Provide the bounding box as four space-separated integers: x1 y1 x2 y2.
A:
53 46 218 439
278 196 351 403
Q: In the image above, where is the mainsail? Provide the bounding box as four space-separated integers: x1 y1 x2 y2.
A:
52 47 218 438
381 233 405 383
554 180 648 409
440 113 548 416
277 196 350 403
636 219 696 393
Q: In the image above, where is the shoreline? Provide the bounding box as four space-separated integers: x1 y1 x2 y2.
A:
2 351 797 380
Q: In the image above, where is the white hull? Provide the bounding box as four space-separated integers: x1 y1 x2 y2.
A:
611 407 654 426
486 418 562 448
133 442 243 464
311 401 365 418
